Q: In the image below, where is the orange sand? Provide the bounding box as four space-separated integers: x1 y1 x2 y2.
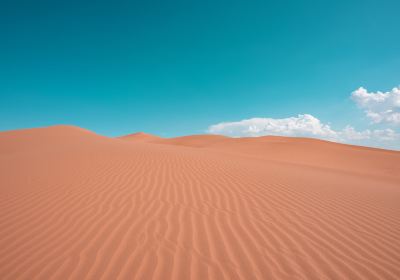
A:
1 125 399 279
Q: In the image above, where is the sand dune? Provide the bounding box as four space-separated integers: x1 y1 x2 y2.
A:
1 126 400 279
155 135 400 183
118 132 162 142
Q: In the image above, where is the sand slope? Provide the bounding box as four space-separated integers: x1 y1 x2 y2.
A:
1 126 400 279
118 132 162 142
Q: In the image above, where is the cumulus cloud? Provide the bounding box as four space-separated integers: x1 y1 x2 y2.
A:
351 87 400 125
207 86 400 149
208 114 400 150
209 114 338 139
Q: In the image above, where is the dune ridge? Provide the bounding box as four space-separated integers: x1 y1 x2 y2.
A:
118 132 162 142
1 126 399 279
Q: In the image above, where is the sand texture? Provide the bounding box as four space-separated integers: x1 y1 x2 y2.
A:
1 125 400 279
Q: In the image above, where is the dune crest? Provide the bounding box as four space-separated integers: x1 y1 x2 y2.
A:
1 126 400 279
118 132 161 142
155 134 230 147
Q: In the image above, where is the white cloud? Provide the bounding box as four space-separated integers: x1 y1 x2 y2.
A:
207 86 400 150
208 114 400 150
351 87 400 125
209 114 338 139
340 126 399 141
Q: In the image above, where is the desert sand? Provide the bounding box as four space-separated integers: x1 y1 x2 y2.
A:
1 125 399 279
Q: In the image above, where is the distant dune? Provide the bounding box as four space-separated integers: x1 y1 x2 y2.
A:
1 126 399 279
118 132 162 142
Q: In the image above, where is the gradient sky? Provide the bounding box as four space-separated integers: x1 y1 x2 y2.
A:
1 0 399 144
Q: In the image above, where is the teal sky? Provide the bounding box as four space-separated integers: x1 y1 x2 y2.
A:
1 0 399 141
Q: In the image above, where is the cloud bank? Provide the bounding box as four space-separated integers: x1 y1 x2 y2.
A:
209 114 338 139
208 86 400 150
208 114 399 147
351 87 400 125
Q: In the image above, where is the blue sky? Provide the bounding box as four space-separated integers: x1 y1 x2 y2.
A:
1 0 399 148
